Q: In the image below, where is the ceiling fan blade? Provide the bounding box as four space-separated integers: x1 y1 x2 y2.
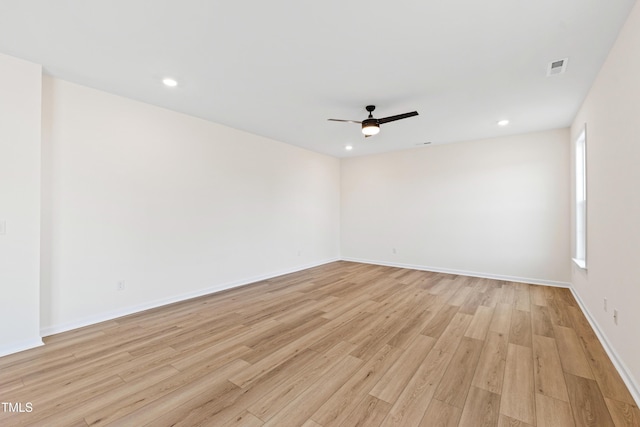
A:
377 111 419 124
327 119 362 124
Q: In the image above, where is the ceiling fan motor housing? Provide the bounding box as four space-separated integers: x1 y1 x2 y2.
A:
362 117 379 127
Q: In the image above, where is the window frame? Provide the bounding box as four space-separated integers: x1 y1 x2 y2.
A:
573 125 587 269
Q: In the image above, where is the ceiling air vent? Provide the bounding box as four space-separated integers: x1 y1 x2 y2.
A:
547 58 568 76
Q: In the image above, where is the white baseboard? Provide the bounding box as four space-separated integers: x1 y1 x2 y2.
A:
340 257 571 288
40 257 339 337
39 257 566 338
0 337 44 358
569 287 640 406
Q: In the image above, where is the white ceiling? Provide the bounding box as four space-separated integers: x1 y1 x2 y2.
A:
0 0 636 158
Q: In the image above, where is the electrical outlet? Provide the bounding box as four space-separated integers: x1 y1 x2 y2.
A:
604 298 607 312
297 250 302 256
117 281 125 291
613 309 618 325
0 220 5 235
392 247 397 254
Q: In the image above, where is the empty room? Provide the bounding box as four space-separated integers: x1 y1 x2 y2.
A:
1 0 639 426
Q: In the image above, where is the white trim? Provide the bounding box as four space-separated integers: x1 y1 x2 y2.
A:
569 286 640 407
0 338 44 358
40 258 339 337
572 257 587 270
340 257 571 288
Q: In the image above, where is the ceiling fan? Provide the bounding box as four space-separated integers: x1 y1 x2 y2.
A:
328 105 419 137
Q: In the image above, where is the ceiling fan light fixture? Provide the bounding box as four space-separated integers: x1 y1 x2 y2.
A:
362 120 380 136
329 105 417 138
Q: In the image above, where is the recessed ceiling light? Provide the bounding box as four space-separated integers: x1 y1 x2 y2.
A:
497 119 509 126
162 78 178 87
345 145 353 151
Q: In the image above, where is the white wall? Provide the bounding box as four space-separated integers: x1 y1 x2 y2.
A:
0 53 42 355
341 129 570 285
570 0 640 398
41 77 340 334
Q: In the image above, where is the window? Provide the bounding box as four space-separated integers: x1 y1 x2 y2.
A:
573 126 587 269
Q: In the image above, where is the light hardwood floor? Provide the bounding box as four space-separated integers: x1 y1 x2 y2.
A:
0 261 638 426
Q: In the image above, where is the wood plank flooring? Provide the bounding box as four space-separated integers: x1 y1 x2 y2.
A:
0 261 638 426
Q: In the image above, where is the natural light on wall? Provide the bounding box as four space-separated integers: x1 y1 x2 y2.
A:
573 126 587 269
